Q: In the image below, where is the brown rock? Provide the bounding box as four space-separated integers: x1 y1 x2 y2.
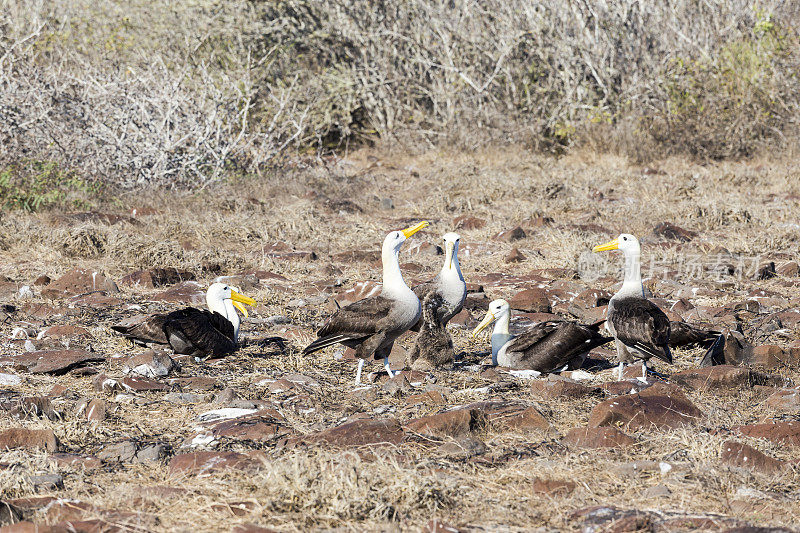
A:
304 418 405 447
120 376 170 392
211 414 290 443
0 350 105 375
651 222 697 242
406 409 486 438
494 226 526 242
465 401 549 432
39 325 92 340
751 345 799 369
334 281 381 307
588 383 702 430
69 292 121 309
532 478 576 496
169 451 264 475
167 376 218 391
33 275 51 286
721 441 785 474
765 388 800 410
330 250 380 263
123 351 175 379
86 399 106 423
530 378 600 400
733 421 800 447
405 391 447 405
776 261 799 277
0 428 58 452
40 269 119 298
49 453 101 470
563 427 635 449
262 242 317 261
505 247 526 263
92 374 120 393
120 268 195 288
572 288 612 309
424 519 461 533
453 215 486 231
232 525 279 533
152 281 206 305
599 380 652 396
672 365 787 391
508 288 551 313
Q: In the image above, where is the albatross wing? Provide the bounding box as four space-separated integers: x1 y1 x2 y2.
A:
303 296 395 358
111 314 169 345
610 298 672 364
506 321 612 372
161 308 237 357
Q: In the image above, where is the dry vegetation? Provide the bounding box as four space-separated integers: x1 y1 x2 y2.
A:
2 0 800 200
1 149 800 531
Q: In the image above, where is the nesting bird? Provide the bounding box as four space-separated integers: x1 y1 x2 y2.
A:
303 221 429 384
408 293 456 370
593 234 672 379
412 232 466 329
111 282 256 359
472 299 611 372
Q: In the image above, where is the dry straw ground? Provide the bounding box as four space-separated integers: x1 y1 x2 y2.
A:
1 148 800 531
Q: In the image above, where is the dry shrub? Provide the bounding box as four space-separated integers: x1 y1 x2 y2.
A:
0 0 308 189
2 0 800 196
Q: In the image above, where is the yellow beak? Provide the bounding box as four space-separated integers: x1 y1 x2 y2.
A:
401 221 429 239
592 238 620 252
230 290 257 318
471 312 496 338
446 240 454 270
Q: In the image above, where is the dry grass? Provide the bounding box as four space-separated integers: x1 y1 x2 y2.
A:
1 149 800 531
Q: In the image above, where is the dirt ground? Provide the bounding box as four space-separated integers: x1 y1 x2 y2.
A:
1 147 800 532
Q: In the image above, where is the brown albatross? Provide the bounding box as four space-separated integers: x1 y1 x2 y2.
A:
408 292 456 370
112 282 256 359
593 234 672 379
471 299 611 372
303 221 429 384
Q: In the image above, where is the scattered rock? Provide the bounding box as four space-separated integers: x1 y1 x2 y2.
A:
721 441 785 475
588 383 702 430
301 418 405 447
120 376 171 392
453 215 486 230
120 268 195 288
651 222 697 242
0 429 58 452
424 519 461 533
494 226 526 242
530 377 600 399
765 388 800 410
169 451 264 475
672 366 787 391
437 437 487 459
505 248 526 263
0 350 105 375
86 399 106 423
92 374 121 393
532 478 576 496
776 261 799 277
508 288 551 313
40 269 119 298
733 421 800 447
406 409 486 438
152 281 206 305
123 351 175 378
564 427 636 449
97 441 137 463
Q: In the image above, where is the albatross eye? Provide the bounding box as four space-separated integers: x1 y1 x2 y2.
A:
622 237 628 241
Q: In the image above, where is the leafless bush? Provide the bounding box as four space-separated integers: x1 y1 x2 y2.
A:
0 0 309 188
256 0 800 158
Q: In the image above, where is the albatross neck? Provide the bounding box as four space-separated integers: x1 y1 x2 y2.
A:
381 245 412 299
616 249 645 299
207 295 241 341
490 313 512 366
441 242 464 282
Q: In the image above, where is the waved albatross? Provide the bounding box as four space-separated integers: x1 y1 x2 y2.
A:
472 299 611 371
411 232 466 330
593 233 672 379
112 282 256 358
303 221 429 384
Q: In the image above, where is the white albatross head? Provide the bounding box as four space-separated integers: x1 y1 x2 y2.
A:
205 282 257 319
592 233 640 256
381 221 429 256
471 299 511 337
442 232 461 270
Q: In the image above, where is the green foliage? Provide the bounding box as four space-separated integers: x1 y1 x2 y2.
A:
0 161 101 212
